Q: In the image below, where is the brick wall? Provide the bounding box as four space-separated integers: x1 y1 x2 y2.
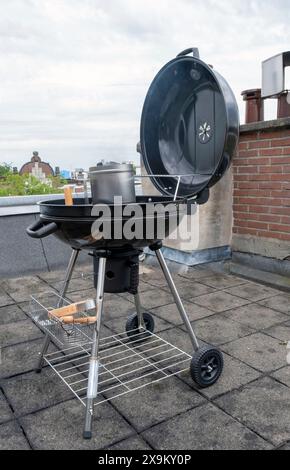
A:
233 121 290 245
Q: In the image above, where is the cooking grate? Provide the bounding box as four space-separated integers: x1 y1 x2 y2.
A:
43 328 191 406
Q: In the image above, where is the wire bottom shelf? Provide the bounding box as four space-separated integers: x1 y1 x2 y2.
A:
44 328 191 406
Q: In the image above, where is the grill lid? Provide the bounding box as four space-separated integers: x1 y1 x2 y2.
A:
140 48 239 199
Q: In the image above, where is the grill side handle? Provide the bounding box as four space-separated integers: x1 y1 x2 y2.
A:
26 219 58 239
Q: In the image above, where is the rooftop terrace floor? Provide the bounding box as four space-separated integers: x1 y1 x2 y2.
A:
1 261 290 450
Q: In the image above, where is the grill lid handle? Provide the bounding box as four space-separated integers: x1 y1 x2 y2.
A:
26 219 58 239
177 47 200 59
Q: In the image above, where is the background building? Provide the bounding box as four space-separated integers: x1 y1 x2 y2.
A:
19 151 54 182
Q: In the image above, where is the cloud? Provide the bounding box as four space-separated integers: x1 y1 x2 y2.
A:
0 0 289 170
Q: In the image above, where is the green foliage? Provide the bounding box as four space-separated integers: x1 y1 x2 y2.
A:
0 172 64 197
0 163 12 177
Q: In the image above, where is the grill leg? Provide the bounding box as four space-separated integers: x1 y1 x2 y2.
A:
83 257 106 439
134 293 145 329
155 248 199 352
35 248 80 373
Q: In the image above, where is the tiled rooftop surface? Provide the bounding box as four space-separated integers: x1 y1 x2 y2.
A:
1 261 290 450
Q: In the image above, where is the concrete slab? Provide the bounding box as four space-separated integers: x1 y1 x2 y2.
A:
163 280 215 300
0 319 43 347
151 301 215 326
2 368 74 417
222 332 286 372
198 273 247 289
0 421 30 450
0 294 14 308
191 291 249 313
225 283 280 302
106 436 151 450
20 399 133 450
0 304 27 325
133 288 175 310
0 339 56 379
109 376 205 432
183 315 255 346
0 391 13 424
2 276 47 293
142 403 272 450
178 267 217 280
258 294 290 315
216 377 290 447
263 321 290 342
223 303 288 331
271 366 290 388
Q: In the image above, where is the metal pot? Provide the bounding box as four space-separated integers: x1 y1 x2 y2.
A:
89 163 136 204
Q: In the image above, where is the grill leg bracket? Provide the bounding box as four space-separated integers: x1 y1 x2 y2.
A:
83 257 106 439
35 248 80 373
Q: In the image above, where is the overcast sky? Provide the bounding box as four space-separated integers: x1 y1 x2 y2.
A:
0 0 289 171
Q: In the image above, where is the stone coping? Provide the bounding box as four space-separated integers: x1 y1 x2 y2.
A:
240 117 290 134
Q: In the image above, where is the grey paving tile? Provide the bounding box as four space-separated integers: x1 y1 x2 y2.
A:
2 276 47 293
0 421 30 450
9 290 45 303
158 327 207 355
216 377 290 447
271 366 290 388
279 442 290 450
191 291 249 313
134 289 174 310
263 321 290 342
183 315 254 346
37 270 67 283
223 303 288 331
110 376 205 432
163 280 215 300
0 293 14 308
0 390 13 424
51 277 94 293
178 267 216 281
0 339 56 378
198 274 247 289
222 333 286 372
225 283 281 302
142 403 272 450
20 399 133 450
2 368 73 416
258 294 290 315
181 352 261 399
141 268 169 287
0 319 43 347
151 301 215 326
107 436 151 450
0 304 27 325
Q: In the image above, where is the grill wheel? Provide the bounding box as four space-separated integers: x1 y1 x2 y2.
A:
190 346 224 388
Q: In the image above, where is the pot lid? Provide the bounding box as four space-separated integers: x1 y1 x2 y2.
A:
140 48 239 199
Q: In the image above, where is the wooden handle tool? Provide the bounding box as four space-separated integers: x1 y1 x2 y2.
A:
64 186 73 206
48 299 96 319
61 315 97 325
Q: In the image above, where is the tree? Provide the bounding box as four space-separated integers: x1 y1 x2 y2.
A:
0 173 64 197
0 163 12 177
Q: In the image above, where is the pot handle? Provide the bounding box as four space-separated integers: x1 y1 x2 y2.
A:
26 219 58 239
177 47 200 59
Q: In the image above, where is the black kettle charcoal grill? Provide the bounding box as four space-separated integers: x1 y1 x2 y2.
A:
26 48 239 440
